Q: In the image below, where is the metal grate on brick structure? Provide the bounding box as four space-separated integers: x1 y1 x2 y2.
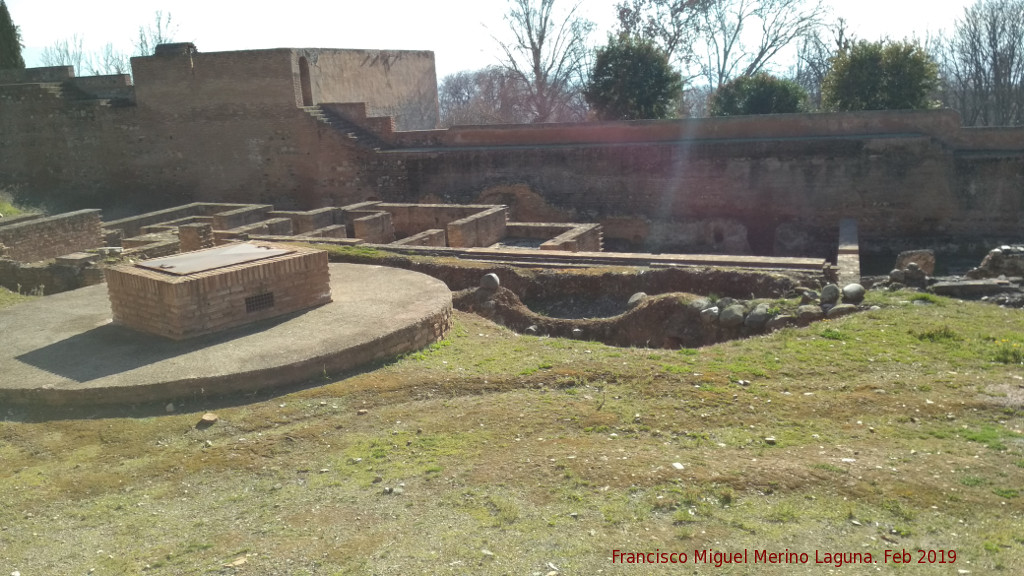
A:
245 292 275 313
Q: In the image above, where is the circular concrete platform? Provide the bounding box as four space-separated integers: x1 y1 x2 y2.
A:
0 263 452 405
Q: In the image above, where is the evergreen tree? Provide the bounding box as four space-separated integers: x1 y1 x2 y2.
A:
0 0 25 70
585 35 683 120
710 73 808 116
823 40 939 111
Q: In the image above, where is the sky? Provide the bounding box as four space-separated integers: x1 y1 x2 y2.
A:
7 0 976 79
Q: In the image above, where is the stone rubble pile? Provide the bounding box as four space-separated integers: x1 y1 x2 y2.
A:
685 281 867 333
869 246 1024 307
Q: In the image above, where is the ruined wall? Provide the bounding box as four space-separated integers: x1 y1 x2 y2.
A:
0 210 103 262
379 111 1024 256
132 49 297 113
0 80 388 217
2 50 1022 260
301 49 439 130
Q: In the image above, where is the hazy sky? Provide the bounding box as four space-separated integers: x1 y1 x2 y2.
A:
8 0 975 79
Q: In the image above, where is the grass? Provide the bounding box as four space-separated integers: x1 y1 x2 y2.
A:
0 286 34 308
0 289 1022 574
0 188 37 218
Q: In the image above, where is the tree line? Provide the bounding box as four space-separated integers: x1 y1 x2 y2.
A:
440 0 1024 127
3 0 1021 127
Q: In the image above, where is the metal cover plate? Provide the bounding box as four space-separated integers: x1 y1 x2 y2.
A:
137 243 294 276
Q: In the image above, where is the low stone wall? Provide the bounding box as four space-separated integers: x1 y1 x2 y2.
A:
104 203 249 238
268 208 338 234
212 205 275 230
352 212 395 243
447 206 507 248
300 224 348 239
0 210 103 263
544 225 602 252
0 257 105 294
393 228 447 247
375 203 499 237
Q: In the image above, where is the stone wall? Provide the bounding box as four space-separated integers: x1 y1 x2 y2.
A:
0 210 103 262
383 113 1024 256
2 49 1023 259
446 206 508 248
0 257 105 294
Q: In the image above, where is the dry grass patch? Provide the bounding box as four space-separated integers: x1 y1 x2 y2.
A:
1 291 1022 574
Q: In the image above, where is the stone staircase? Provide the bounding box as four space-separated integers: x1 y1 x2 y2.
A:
300 105 390 151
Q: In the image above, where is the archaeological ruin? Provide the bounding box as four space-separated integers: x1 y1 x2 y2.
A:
0 43 1021 265
1 41 1022 405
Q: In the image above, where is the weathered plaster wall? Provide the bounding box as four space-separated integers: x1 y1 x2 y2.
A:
299 49 439 130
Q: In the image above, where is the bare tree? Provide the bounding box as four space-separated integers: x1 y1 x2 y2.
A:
700 0 828 90
935 0 1024 126
615 0 713 73
40 34 87 74
494 0 593 122
792 18 851 110
439 67 534 126
89 43 130 75
134 10 176 56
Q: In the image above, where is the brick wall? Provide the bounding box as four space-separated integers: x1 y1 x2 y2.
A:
446 207 507 248
0 210 103 262
178 223 214 252
66 74 134 101
393 228 447 247
106 245 331 340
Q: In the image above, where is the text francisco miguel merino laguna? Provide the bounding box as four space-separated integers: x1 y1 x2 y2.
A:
612 548 957 568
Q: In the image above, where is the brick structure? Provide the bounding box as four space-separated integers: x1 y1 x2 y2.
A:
105 242 331 340
178 223 214 252
0 210 103 263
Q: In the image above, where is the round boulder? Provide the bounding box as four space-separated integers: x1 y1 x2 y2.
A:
480 273 500 290
796 305 824 322
842 283 866 304
826 303 858 319
820 284 841 305
719 304 746 328
744 303 771 330
716 297 737 309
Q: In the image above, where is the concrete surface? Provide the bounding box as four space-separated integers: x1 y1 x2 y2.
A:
0 264 451 405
